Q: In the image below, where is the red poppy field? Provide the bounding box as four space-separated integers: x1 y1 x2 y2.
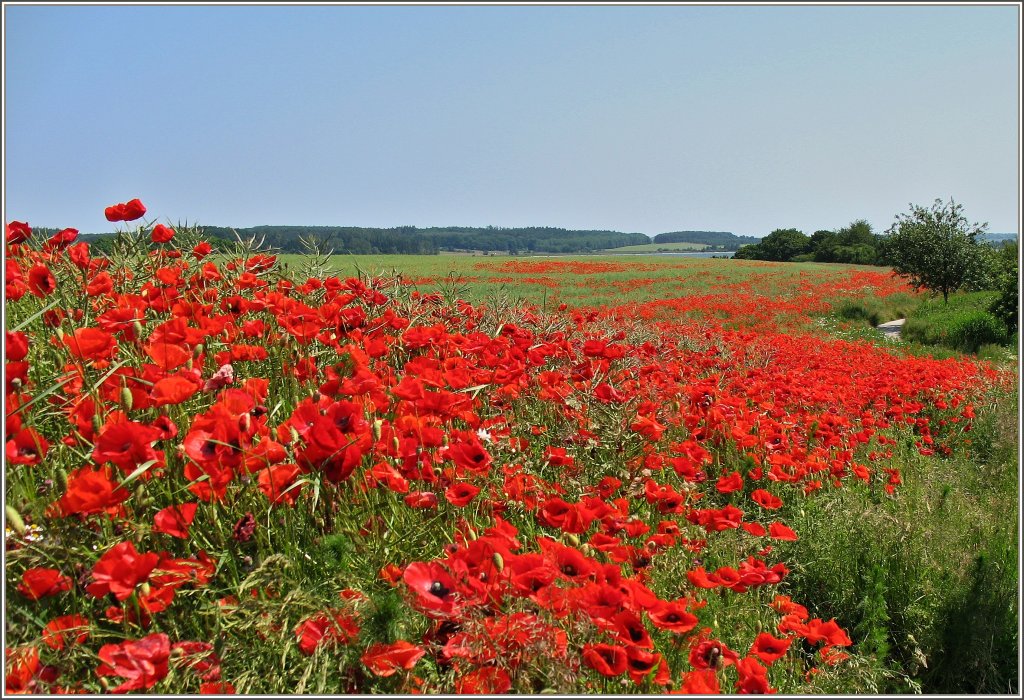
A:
4 204 1019 694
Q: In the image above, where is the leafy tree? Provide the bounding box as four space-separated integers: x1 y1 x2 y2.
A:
757 228 811 262
989 241 1019 334
880 199 989 303
810 229 839 262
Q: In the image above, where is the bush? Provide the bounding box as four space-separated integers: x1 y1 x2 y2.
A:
902 292 1011 353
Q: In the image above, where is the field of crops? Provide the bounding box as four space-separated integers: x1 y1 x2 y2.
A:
4 208 1018 694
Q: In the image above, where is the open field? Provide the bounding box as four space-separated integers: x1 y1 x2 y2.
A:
6 226 1018 695
281 253 914 323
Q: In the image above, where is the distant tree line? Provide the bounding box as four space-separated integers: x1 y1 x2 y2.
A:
733 220 884 264
653 230 761 249
74 225 653 256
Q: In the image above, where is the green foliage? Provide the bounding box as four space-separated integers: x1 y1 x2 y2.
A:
902 292 1010 353
987 241 1019 333
880 199 989 303
784 384 1019 694
652 230 760 247
753 228 811 262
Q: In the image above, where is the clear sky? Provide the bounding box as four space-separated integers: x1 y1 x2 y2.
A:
3 3 1020 237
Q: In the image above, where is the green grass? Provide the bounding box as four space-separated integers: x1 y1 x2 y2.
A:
902 291 1011 354
277 253 906 312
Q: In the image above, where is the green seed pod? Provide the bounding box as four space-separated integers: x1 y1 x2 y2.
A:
132 320 144 339
5 505 26 536
120 386 134 411
290 427 301 444
492 552 504 572
372 419 383 442
563 533 581 548
139 582 151 598
92 414 103 434
194 343 204 357
55 467 69 491
134 484 146 505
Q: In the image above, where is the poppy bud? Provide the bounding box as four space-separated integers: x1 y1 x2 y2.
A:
92 415 103 434
5 505 26 536
492 552 504 572
290 427 301 444
392 436 401 453
312 390 322 404
120 386 134 411
194 343 204 357
132 320 144 338
10 377 21 391
563 533 580 547
99 678 110 691
464 525 477 541
238 413 251 433
139 582 151 597
55 467 68 491
372 419 383 442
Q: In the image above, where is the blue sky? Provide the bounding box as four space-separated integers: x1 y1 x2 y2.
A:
3 4 1020 237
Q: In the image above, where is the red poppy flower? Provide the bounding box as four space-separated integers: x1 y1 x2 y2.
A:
295 611 360 655
43 228 78 252
5 427 49 466
716 471 744 493
27 264 56 297
258 463 303 506
647 599 699 634
95 633 170 693
582 642 628 677
6 220 31 244
87 541 160 601
42 614 90 650
751 489 783 509
192 241 212 260
689 638 739 670
360 640 425 677
402 561 461 618
52 464 130 517
104 198 147 222
768 522 799 541
86 271 114 296
150 224 175 243
64 327 117 362
92 419 161 473
152 503 198 539
151 374 202 406
749 632 792 664
454 666 512 694
680 669 720 694
444 482 481 507
734 656 773 694
404 491 439 509
17 568 73 600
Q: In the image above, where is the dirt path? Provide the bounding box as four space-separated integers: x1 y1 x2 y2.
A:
876 318 906 341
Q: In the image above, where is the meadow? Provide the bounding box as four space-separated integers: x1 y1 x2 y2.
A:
5 213 1019 695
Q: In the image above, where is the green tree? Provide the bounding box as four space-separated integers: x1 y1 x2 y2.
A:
810 229 839 262
758 228 810 262
880 199 989 303
989 241 1019 334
